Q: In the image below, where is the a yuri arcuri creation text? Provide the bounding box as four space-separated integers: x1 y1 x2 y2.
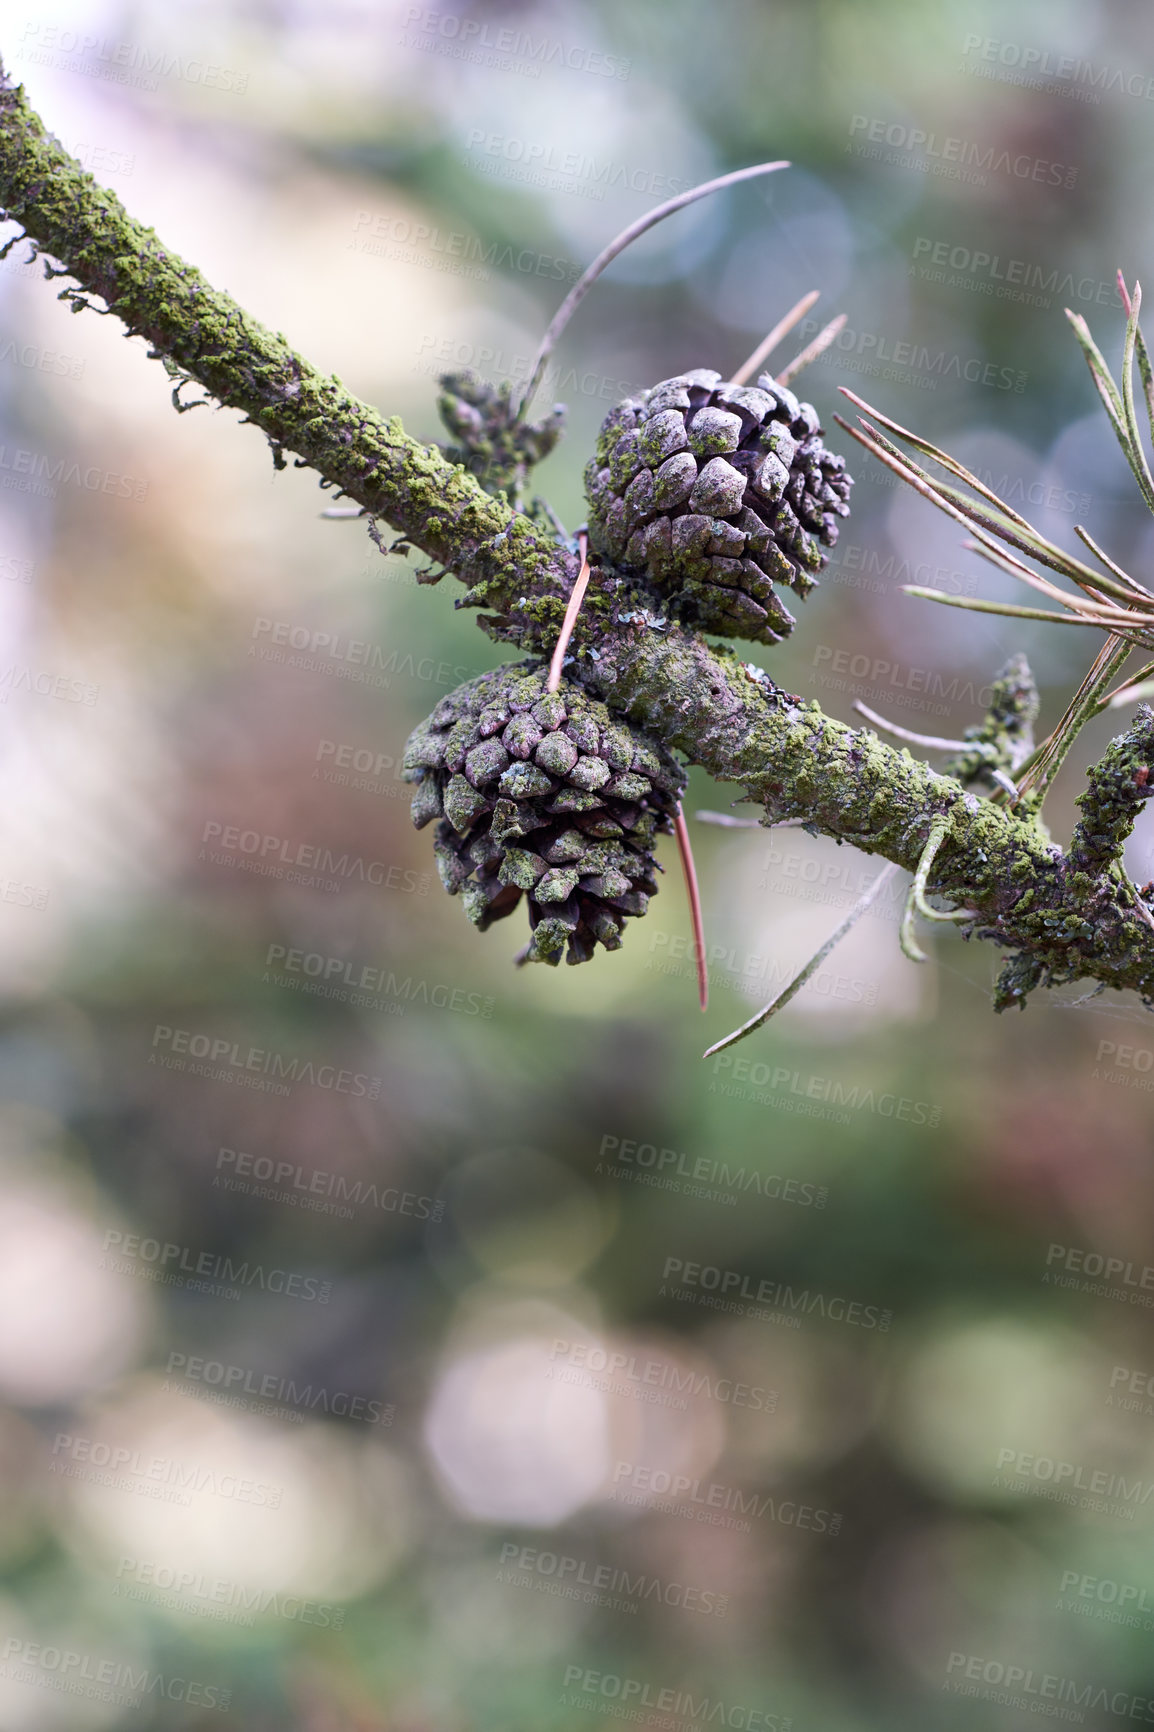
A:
596 1134 828 1206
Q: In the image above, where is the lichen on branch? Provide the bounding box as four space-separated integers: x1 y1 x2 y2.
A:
1070 708 1154 877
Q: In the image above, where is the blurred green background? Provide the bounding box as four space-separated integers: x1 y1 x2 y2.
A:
3 0 1154 1726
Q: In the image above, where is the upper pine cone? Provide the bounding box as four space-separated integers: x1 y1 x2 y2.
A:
584 368 852 646
403 665 685 967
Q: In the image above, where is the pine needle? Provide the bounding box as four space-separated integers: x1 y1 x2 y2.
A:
729 289 820 385
703 862 900 1057
515 160 789 422
545 531 591 693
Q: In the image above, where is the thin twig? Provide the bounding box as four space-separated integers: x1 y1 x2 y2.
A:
729 289 820 386
852 701 971 752
776 313 847 387
853 697 1018 795
703 862 901 1057
695 811 810 828
514 160 789 422
546 531 590 693
900 815 968 962
988 769 1021 800
1110 681 1154 707
674 803 709 1012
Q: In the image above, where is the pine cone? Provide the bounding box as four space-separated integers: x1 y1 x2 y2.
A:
403 665 685 966
584 367 852 646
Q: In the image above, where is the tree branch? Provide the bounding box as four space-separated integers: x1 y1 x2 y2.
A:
4 58 1154 1009
0 63 560 609
1070 707 1154 876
